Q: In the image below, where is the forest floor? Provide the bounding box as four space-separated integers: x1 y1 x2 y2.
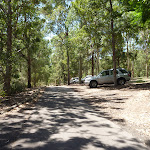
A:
69 77 150 147
0 87 45 115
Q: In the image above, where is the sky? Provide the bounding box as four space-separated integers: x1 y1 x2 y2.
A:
44 33 55 41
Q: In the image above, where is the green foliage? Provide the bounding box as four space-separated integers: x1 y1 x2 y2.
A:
47 0 150 81
11 78 26 94
0 0 52 94
134 51 147 77
0 90 5 97
0 0 150 91
0 83 6 97
122 0 150 24
100 56 113 70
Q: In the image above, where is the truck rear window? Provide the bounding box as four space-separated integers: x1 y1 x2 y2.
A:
119 69 128 73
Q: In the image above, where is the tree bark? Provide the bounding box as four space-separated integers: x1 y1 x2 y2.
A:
62 66 66 85
24 14 32 88
27 51 31 88
97 48 100 74
146 53 148 78
92 51 94 76
132 61 134 78
79 54 82 84
65 28 70 85
117 57 120 68
110 0 117 86
67 49 70 85
4 0 12 95
127 40 130 71
145 38 149 78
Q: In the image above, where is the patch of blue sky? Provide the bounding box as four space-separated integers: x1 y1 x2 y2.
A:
123 38 141 52
44 33 55 41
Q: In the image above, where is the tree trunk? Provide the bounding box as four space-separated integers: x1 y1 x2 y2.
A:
62 65 65 85
117 57 120 68
66 29 70 85
145 39 149 78
146 54 148 78
146 63 148 78
4 0 12 95
24 14 32 88
132 61 134 78
127 40 129 71
97 48 100 74
79 54 82 84
92 51 94 76
67 49 70 85
27 51 31 88
110 0 117 86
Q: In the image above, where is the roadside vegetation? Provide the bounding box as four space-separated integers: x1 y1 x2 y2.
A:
129 77 150 84
0 0 150 96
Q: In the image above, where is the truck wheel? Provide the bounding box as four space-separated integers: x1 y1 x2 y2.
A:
90 81 97 88
117 78 126 85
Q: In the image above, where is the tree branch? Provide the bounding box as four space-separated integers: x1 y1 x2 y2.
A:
58 34 64 42
0 66 5 77
17 49 28 61
0 4 7 14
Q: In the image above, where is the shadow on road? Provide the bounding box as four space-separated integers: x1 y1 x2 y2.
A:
96 83 150 90
0 86 148 150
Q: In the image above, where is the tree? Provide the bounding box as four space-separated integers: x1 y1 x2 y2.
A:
73 0 104 76
0 0 51 94
50 34 67 85
70 26 90 83
109 0 117 86
138 29 150 78
0 0 13 95
42 0 73 85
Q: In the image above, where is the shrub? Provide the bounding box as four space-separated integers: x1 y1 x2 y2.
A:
0 90 6 97
11 79 26 94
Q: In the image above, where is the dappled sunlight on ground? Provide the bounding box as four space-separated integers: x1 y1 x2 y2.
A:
0 86 148 150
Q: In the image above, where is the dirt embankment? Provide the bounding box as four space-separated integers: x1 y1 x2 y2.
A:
0 87 45 115
69 83 150 147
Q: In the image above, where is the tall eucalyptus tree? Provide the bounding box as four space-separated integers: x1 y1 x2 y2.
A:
0 0 49 94
42 0 73 85
0 0 14 94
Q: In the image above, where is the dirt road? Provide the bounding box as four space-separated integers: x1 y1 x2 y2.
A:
70 84 150 147
0 86 148 150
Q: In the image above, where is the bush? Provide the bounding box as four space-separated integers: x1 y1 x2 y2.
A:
11 79 26 94
0 90 6 97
